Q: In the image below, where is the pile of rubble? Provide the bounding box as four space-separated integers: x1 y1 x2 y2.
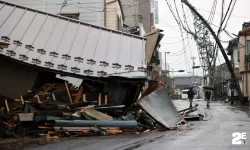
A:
0 82 185 139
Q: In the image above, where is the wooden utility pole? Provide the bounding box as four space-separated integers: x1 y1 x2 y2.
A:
181 0 244 104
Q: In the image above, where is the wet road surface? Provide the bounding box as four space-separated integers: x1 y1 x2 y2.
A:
28 100 250 150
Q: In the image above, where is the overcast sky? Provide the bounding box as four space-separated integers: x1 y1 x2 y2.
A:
156 0 250 76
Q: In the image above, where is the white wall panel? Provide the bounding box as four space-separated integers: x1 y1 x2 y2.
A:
3 0 105 27
0 1 147 78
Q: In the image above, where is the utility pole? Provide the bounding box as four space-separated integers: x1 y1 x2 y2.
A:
191 56 196 86
165 52 167 71
164 52 170 91
181 0 244 104
135 0 138 25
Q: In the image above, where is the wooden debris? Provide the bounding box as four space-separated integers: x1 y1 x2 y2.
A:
65 81 73 104
104 94 108 105
83 94 86 102
5 100 10 116
81 108 113 121
47 135 59 139
74 86 83 103
98 93 101 105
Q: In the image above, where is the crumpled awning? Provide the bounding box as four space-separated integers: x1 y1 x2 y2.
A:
145 29 164 63
138 87 182 129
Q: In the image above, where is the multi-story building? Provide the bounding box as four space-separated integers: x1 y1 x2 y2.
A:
121 0 158 34
173 76 202 99
226 38 242 97
238 22 250 98
214 63 231 96
4 0 124 30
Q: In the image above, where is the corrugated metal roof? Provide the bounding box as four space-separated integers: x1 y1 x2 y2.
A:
0 1 147 78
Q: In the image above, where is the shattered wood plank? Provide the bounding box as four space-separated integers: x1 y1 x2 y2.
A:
98 93 101 106
20 96 24 105
43 84 56 92
104 94 108 105
83 94 86 102
74 86 83 103
81 108 113 121
65 81 73 104
52 93 56 101
5 100 10 116
72 111 82 118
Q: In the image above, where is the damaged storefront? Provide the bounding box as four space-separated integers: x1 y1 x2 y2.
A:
0 1 185 139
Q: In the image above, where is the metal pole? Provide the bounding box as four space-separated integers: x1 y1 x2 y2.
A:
165 52 167 71
165 52 168 89
191 57 195 86
181 0 244 104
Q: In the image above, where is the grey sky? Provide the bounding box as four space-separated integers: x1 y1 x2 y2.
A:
156 0 250 76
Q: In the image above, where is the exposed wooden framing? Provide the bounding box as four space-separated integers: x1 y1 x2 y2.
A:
74 86 83 103
5 100 10 115
98 93 101 105
20 96 24 105
35 95 41 103
65 81 73 104
83 94 86 102
104 95 108 104
15 99 31 103
52 93 56 101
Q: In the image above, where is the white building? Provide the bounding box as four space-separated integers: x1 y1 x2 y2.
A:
4 0 124 30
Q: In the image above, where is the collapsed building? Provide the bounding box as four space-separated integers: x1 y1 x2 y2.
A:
0 1 184 138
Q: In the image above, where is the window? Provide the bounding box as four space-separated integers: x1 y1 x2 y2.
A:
59 13 80 20
247 40 250 54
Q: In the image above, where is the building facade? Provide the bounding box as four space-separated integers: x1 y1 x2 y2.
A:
173 76 202 90
227 38 242 97
214 63 232 97
238 23 250 97
4 0 124 30
121 0 157 34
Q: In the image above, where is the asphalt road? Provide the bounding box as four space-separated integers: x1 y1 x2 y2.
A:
29 100 250 150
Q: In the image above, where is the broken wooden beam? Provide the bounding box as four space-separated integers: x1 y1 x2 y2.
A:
65 81 73 104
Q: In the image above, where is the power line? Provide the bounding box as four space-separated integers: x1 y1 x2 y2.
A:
222 0 237 30
217 0 234 36
197 8 250 19
160 38 188 44
161 41 194 55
